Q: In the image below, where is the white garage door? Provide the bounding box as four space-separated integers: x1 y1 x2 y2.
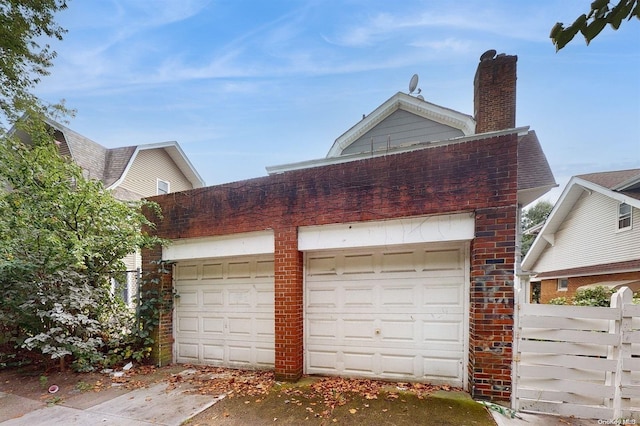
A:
173 256 275 368
305 244 468 386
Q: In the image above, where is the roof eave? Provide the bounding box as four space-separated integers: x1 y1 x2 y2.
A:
106 141 206 191
522 177 640 270
326 92 476 158
267 126 529 176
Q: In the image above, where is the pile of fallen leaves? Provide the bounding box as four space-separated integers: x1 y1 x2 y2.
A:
99 364 462 420
173 365 275 398
279 376 457 417
109 364 159 390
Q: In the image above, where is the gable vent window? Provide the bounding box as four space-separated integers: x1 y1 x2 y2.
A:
618 202 632 231
557 278 568 291
157 179 170 195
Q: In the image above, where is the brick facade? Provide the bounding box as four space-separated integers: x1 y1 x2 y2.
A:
142 51 528 401
539 271 640 304
143 132 520 400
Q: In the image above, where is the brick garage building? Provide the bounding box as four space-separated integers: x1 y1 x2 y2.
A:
143 51 555 401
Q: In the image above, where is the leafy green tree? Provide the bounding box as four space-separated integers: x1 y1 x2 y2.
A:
521 200 554 257
0 1 70 126
0 116 161 370
551 0 640 51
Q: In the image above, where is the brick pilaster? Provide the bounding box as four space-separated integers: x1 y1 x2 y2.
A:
469 206 517 401
141 245 174 367
273 226 304 381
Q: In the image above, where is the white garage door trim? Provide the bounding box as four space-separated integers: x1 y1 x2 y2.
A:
173 255 275 369
304 242 469 387
299 213 474 251
163 230 274 261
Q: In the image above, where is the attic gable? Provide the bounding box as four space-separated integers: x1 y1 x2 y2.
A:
326 92 475 157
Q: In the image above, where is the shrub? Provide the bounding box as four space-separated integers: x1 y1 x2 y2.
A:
572 286 615 307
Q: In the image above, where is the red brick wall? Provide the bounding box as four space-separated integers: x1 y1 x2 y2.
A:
274 226 304 381
143 133 520 400
140 245 174 366
474 53 517 134
540 271 640 303
470 207 517 400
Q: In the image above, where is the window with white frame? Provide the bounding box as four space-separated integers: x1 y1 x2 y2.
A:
157 179 170 195
557 278 568 291
618 202 632 231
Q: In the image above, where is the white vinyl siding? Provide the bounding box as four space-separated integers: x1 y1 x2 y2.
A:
120 149 193 197
533 191 640 272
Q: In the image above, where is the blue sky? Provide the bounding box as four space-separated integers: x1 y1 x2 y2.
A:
35 0 640 205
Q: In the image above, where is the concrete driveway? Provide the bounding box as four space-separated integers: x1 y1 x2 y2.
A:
0 370 220 425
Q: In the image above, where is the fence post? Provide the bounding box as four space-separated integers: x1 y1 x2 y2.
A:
611 287 634 419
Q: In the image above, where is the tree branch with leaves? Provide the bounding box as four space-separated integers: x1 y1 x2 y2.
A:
551 0 640 50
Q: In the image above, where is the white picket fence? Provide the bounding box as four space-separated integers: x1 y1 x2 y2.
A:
514 287 640 420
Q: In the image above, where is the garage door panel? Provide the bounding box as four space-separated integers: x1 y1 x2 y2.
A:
344 287 374 306
307 350 338 370
259 321 275 338
424 250 462 270
256 288 275 307
379 354 415 376
176 264 198 280
422 321 463 343
423 283 463 305
202 263 223 279
307 288 338 307
202 344 224 362
307 319 338 338
202 290 223 306
380 320 415 342
343 254 375 274
174 256 275 367
343 319 376 340
381 251 417 272
422 357 461 379
178 290 199 306
201 317 224 334
177 316 199 333
256 347 275 366
177 342 199 360
306 245 467 385
228 346 252 364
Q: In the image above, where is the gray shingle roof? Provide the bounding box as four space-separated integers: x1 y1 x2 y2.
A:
577 168 640 190
517 130 556 192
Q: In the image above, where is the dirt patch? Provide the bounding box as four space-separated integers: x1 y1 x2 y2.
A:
187 387 495 426
175 367 496 426
0 363 185 406
0 364 497 425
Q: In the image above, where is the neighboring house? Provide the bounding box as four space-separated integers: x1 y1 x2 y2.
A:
14 119 206 303
522 169 640 304
143 50 556 402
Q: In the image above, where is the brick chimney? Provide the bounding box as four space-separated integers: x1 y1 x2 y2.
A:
473 50 517 134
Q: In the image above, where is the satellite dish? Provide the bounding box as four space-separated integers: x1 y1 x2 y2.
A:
409 74 419 94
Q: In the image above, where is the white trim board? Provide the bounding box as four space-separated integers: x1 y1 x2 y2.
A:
162 230 274 261
299 213 475 251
